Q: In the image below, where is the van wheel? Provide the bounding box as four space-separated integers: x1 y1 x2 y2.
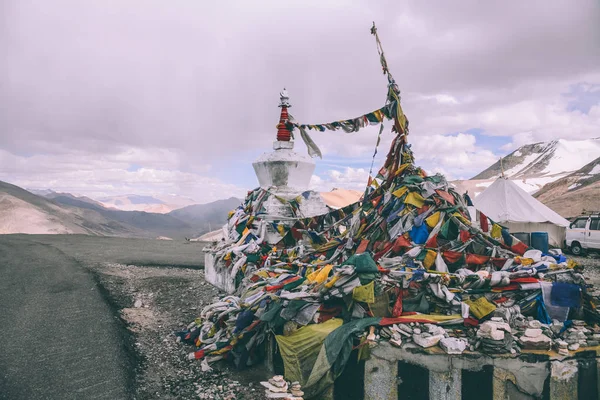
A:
571 242 584 256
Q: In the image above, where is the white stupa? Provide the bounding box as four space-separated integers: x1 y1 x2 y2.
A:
204 90 328 292
252 89 328 220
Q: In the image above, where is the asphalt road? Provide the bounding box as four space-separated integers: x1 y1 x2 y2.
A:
0 236 134 400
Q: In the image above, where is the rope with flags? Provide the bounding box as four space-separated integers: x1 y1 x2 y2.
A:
285 21 410 192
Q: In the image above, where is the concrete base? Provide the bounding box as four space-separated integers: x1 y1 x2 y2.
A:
363 342 599 400
364 354 398 400
204 252 236 293
429 370 461 400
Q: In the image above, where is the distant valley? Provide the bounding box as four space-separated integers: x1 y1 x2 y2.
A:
1 181 241 239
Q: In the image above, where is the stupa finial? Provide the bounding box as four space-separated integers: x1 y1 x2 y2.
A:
279 88 291 108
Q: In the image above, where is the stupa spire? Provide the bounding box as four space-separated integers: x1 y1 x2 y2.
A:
276 88 292 142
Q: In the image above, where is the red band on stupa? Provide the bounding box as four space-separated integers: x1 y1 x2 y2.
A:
276 106 291 141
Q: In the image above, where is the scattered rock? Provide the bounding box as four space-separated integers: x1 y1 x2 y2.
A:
439 337 467 355
477 321 511 341
413 333 444 348
528 320 542 329
524 328 542 338
520 334 552 350
568 343 580 351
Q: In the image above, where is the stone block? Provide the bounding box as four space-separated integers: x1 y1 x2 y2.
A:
439 338 467 355
520 334 552 350
413 333 444 348
524 328 542 338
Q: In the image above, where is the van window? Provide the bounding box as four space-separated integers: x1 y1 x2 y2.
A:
591 219 600 231
571 219 588 229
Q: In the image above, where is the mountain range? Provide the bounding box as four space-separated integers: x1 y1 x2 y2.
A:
1 181 241 239
452 138 600 217
533 156 600 218
2 138 598 237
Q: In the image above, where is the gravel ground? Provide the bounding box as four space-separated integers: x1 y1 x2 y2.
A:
89 263 268 400
570 252 600 291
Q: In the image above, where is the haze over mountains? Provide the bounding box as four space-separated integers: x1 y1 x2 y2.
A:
1 181 241 238
1 138 598 237
98 194 197 214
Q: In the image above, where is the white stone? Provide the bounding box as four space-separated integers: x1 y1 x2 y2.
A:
568 343 580 351
439 337 467 355
261 381 288 393
558 348 569 356
425 324 446 336
134 299 142 308
477 321 511 341
265 391 291 398
528 320 542 329
413 333 444 348
524 328 543 338
520 334 552 350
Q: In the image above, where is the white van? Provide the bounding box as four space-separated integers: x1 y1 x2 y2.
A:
566 214 600 255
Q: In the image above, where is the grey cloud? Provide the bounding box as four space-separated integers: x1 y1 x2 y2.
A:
1 0 599 193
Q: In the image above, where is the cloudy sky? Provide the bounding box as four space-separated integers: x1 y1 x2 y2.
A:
1 0 599 203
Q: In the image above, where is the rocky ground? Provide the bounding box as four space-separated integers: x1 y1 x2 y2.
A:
571 252 600 289
89 263 268 400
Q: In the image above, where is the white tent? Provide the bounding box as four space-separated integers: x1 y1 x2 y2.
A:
473 178 570 247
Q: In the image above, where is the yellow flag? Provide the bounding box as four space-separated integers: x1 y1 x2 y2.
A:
464 297 497 319
491 224 502 239
392 186 408 198
425 211 441 228
352 281 375 303
452 212 471 225
423 250 437 269
395 163 410 176
404 192 425 208
307 264 333 284
277 224 286 236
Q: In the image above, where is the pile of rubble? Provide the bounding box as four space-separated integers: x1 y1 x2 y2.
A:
378 315 600 356
261 376 304 399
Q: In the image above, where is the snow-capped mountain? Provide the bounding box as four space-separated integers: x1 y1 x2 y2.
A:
471 138 600 193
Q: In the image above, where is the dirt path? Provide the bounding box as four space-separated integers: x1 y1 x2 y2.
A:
0 236 133 400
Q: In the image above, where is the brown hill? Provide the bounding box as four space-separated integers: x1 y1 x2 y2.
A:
533 157 600 218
